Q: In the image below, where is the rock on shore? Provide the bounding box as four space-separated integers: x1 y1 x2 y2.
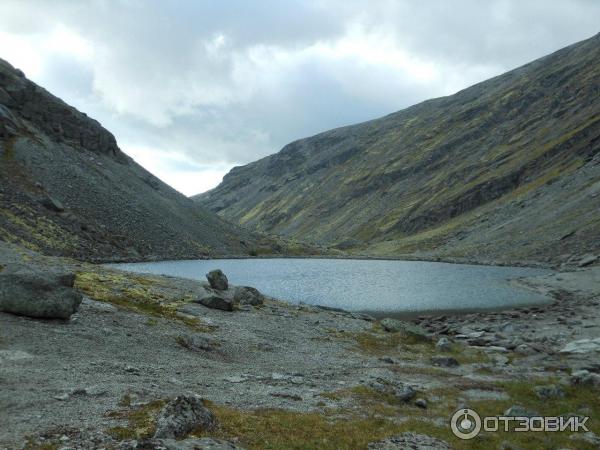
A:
0 264 82 319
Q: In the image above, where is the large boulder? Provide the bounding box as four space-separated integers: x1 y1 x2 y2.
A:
199 295 233 312
154 396 216 439
233 286 264 306
206 269 228 291
176 334 218 352
193 287 234 312
0 265 82 319
380 318 430 341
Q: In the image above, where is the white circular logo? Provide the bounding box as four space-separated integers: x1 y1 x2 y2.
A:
451 408 482 440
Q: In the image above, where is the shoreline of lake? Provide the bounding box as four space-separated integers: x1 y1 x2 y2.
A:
95 251 556 270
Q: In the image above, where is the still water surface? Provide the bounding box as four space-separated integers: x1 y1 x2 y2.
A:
111 258 551 313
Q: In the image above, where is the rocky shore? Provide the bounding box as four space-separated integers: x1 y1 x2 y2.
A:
1 241 599 449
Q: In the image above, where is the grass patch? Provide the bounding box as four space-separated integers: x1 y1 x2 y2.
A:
106 399 166 440
459 378 600 449
104 384 600 450
23 441 58 450
200 400 596 450
349 324 434 356
119 393 133 408
0 205 80 252
323 385 416 418
195 403 443 450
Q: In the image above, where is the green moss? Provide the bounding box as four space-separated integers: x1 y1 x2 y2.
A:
345 324 435 356
107 399 166 440
195 403 430 450
74 271 213 331
119 393 133 407
23 442 59 450
106 426 136 441
1 136 18 160
0 205 80 252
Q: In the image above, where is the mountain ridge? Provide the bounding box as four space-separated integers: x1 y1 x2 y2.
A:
196 32 600 265
0 58 288 261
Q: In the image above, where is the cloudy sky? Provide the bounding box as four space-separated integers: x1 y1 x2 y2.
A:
1 1 598 195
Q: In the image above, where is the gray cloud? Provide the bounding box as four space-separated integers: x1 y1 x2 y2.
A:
0 0 598 194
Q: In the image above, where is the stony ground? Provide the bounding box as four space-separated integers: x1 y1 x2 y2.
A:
1 242 600 450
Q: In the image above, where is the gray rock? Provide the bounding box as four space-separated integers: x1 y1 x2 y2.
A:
485 346 509 353
368 379 416 402
504 405 539 417
395 385 417 402
154 396 216 439
570 431 600 447
350 312 376 321
430 356 460 367
514 344 536 356
0 350 34 362
499 322 514 333
176 335 217 352
534 385 565 400
491 355 509 366
570 370 600 388
41 195 65 212
559 338 600 354
199 295 234 312
193 286 234 311
435 337 452 352
577 254 598 267
0 265 82 319
380 318 429 341
206 270 228 291
368 432 452 449
233 286 264 306
224 375 248 383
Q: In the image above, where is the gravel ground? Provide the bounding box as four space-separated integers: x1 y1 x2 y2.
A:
1 243 599 449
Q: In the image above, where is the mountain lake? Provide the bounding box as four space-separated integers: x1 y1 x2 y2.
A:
110 258 553 315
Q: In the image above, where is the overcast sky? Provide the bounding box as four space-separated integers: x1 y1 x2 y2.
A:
1 1 598 195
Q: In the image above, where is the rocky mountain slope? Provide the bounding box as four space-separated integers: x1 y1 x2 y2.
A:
0 58 288 261
196 33 600 266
